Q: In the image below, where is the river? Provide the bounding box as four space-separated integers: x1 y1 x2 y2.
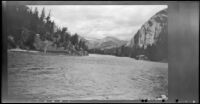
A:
8 51 168 100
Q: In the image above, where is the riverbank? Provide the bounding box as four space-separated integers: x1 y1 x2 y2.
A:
8 48 88 56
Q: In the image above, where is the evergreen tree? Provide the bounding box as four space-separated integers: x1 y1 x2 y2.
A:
70 33 79 46
40 8 45 21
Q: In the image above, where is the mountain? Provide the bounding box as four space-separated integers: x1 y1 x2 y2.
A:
85 36 127 50
76 8 168 61
92 8 168 61
125 8 168 61
97 36 127 50
127 8 167 48
84 38 101 49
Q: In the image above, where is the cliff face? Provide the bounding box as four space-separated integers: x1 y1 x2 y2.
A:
132 9 167 48
127 8 168 61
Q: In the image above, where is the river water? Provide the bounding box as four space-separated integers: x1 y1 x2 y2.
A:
7 51 168 100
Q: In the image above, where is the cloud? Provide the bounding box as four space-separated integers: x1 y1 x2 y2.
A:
27 5 167 40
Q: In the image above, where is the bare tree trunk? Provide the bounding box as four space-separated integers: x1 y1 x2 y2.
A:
44 46 47 54
43 40 49 54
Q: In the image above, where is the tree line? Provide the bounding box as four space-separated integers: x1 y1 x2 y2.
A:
5 5 88 54
88 41 167 61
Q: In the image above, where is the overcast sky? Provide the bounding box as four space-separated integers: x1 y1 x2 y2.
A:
27 5 167 40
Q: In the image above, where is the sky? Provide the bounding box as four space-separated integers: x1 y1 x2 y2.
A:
27 5 167 41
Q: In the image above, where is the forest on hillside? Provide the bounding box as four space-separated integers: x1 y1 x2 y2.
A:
4 5 88 55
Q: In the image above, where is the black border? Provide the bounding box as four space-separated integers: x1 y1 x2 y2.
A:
2 1 199 103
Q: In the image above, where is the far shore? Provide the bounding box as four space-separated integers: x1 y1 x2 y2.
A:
8 48 39 53
7 48 88 56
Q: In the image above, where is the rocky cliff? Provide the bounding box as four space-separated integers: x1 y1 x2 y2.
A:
129 8 167 48
127 8 168 61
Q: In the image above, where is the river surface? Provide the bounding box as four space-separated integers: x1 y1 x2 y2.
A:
7 51 168 100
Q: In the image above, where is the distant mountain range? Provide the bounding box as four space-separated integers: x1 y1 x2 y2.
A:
84 36 127 50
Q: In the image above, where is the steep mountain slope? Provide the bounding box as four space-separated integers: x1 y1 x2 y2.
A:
127 8 168 61
128 8 167 48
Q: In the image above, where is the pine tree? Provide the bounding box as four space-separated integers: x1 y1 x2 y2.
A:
40 8 45 21
71 33 79 46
